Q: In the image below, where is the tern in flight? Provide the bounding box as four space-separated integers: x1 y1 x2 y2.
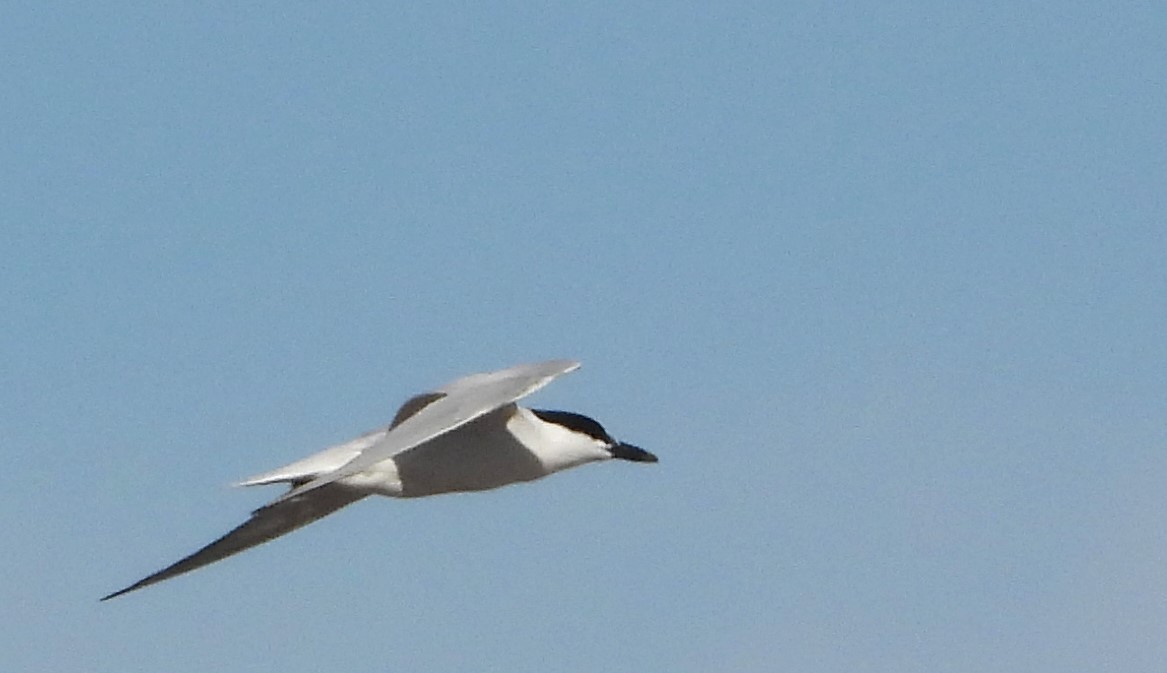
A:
102 360 657 600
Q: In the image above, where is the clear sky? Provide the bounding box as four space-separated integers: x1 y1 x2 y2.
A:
3 2 1165 671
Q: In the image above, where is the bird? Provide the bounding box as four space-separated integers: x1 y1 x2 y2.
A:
101 359 657 600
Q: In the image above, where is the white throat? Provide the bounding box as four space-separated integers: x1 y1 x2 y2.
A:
507 406 612 473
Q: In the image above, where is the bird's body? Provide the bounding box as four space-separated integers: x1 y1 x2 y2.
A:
102 360 656 600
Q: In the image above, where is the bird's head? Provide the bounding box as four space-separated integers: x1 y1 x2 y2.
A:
529 409 658 466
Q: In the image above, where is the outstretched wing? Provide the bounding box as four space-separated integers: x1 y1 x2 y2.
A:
101 484 365 600
274 359 581 504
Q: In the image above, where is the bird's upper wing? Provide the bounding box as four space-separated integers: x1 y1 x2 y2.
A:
101 483 365 600
273 359 581 504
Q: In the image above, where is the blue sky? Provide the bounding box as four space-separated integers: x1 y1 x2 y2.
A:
3 2 1165 671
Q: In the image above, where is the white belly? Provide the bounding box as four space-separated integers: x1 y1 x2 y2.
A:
341 407 550 498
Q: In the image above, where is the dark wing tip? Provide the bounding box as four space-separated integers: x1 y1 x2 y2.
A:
100 584 140 602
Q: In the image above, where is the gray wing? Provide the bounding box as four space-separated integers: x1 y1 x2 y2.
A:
101 484 365 600
274 359 581 504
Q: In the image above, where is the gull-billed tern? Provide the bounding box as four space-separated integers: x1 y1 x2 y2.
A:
102 360 656 600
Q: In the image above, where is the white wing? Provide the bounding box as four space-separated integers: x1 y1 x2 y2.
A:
273 359 581 503
233 427 389 487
